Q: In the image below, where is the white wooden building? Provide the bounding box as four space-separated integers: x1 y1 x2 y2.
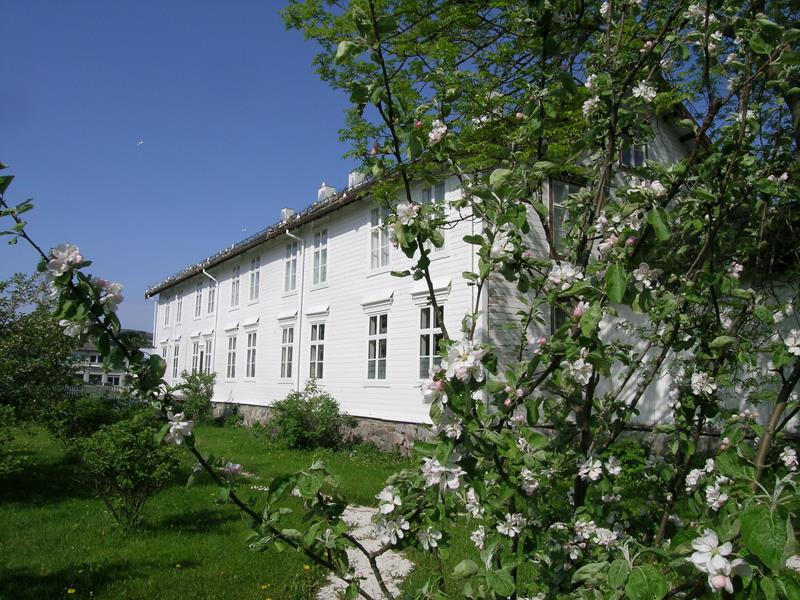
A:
146 117 698 439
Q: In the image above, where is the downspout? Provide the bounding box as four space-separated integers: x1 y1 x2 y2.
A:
285 228 306 391
201 269 220 383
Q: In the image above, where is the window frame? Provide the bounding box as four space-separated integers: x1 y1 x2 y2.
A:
191 340 200 373
203 338 212 373
175 292 183 323
369 207 391 270
419 305 444 379
172 342 181 378
194 282 203 318
207 281 216 313
245 331 257 379
309 323 325 379
367 313 389 380
284 242 298 292
313 229 328 285
249 256 261 302
230 265 241 308
549 180 580 257
226 335 237 379
280 326 294 380
620 141 647 168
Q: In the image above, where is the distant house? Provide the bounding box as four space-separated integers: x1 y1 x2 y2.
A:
73 330 153 389
145 115 702 448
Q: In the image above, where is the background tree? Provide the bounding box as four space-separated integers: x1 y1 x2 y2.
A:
0 273 79 418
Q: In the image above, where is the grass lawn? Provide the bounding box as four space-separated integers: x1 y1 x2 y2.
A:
0 425 414 600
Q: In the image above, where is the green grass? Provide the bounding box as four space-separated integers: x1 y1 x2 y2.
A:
0 425 412 600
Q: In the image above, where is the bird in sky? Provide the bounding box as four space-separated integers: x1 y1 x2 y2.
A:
136 140 144 146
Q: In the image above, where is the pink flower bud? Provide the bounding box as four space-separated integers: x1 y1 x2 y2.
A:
709 575 729 591
414 120 423 129
504 385 514 394
370 144 378 156
433 380 445 391
515 112 525 120
515 388 524 398
504 397 513 407
626 237 637 247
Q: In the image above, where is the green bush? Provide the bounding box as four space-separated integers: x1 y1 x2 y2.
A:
0 404 18 476
176 370 216 424
268 379 355 450
45 394 123 447
78 411 180 529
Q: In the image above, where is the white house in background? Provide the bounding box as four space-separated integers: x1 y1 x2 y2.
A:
145 118 698 445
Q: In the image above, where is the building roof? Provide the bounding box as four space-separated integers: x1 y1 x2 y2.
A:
144 176 375 298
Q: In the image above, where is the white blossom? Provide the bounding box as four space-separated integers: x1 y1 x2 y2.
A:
442 338 487 383
727 262 743 279
785 330 800 356
59 318 89 338
164 411 194 445
548 262 583 291
566 357 593 386
582 96 600 116
465 487 484 518
605 455 622 477
578 457 603 481
497 513 525 537
786 555 800 574
428 119 447 144
422 377 447 404
376 485 402 514
600 1 609 17
470 525 486 549
421 456 466 492
396 202 420 226
592 527 618 547
490 226 514 260
691 372 716 395
99 281 124 312
685 468 704 493
417 527 442 550
585 74 597 91
375 515 410 546
47 243 83 276
689 529 749 594
632 81 656 102
632 263 662 291
705 482 728 511
520 467 540 495
574 519 597 540
780 447 798 471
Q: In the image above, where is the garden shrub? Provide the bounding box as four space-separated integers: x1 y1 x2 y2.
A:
268 379 355 450
45 394 122 447
0 404 18 476
78 410 180 529
176 370 216 424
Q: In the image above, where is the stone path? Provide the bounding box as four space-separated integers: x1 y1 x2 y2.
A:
316 505 413 600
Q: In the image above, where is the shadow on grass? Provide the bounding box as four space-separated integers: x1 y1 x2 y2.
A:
0 560 140 600
144 507 239 534
0 455 92 506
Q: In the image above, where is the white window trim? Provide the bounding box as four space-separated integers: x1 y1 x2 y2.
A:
369 207 391 271
366 312 389 382
249 256 261 303
244 330 258 380
225 335 237 380
410 280 451 307
308 322 326 380
284 241 299 293
312 226 329 288
279 324 295 382
360 292 393 316
418 304 445 380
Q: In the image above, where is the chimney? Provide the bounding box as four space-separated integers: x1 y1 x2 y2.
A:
317 182 336 202
347 170 367 189
280 208 296 221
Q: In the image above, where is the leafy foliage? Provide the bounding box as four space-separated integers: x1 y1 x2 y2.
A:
268 379 356 450
45 394 132 448
175 370 216 424
77 411 180 529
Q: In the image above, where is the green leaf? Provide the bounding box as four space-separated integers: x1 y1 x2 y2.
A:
572 561 609 584
608 559 630 589
489 168 512 190
605 264 628 304
710 336 735 350
463 234 484 245
334 40 359 63
0 175 13 195
740 505 787 571
486 571 515 597
624 565 668 600
749 33 772 55
452 559 478 579
647 208 671 241
580 302 602 337
761 576 777 600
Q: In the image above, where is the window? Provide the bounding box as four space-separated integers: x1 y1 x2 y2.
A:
191 341 200 373
367 314 388 380
89 354 100 364
246 332 257 378
309 323 325 379
419 306 444 378
160 344 168 361
204 339 212 373
226 336 237 378
280 326 294 379
195 282 203 318
284 242 298 291
620 142 647 167
106 375 121 387
249 256 260 301
370 207 390 269
163 300 170 326
313 229 328 285
419 182 446 252
550 181 580 255
207 281 216 313
88 373 103 385
550 306 569 335
172 342 180 378
176 293 183 323
230 266 240 307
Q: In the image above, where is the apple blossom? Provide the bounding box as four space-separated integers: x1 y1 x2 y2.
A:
566 356 593 386
578 457 603 481
422 377 447 404
780 446 798 471
164 411 194 445
632 81 656 102
573 301 588 319
520 467 540 495
548 262 583 290
99 282 124 312
605 456 621 477
441 338 487 383
785 329 800 356
582 96 600 116
221 462 242 476
428 119 447 144
395 202 420 226
691 372 716 395
417 527 442 550
490 226 514 260
786 555 800 574
376 485 402 514
59 318 89 338
705 482 728 511
421 456 466 492
375 515 410 545
497 513 525 537
47 243 83 276
470 525 486 549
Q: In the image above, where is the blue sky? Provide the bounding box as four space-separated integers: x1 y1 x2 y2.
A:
1 1 357 331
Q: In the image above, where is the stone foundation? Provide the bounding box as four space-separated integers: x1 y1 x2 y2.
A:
211 401 432 455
